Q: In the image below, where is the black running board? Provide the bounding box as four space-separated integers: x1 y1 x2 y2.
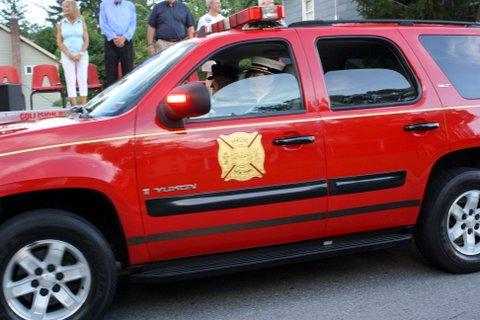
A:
130 227 412 283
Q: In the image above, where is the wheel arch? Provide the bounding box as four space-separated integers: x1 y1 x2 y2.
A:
426 147 480 190
0 188 130 268
419 147 480 222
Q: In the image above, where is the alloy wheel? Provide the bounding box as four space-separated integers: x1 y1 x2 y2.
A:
3 240 91 320
447 190 480 256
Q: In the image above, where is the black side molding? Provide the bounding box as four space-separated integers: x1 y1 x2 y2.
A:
329 171 406 195
132 199 420 245
147 181 328 217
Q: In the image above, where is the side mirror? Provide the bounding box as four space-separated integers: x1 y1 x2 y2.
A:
157 83 211 128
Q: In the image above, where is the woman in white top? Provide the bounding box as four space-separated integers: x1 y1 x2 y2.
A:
56 0 89 107
197 0 224 30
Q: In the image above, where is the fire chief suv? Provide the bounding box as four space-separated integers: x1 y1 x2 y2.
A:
1 5 480 319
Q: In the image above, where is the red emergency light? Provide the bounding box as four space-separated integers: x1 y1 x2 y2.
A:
199 5 285 35
166 93 188 104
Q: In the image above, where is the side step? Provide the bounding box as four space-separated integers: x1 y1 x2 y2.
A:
130 227 412 283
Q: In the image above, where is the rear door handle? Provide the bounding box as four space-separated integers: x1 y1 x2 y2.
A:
273 135 315 146
404 122 440 132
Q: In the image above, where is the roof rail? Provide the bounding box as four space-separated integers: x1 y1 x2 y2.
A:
289 19 480 28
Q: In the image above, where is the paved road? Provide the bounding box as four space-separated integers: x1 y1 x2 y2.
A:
104 243 480 320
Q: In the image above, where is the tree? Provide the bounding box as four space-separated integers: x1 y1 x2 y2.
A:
46 0 101 25
0 0 27 29
46 0 63 26
355 0 480 21
29 24 58 54
79 0 100 20
132 0 153 66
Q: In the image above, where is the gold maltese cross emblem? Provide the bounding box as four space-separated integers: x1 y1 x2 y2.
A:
217 131 266 182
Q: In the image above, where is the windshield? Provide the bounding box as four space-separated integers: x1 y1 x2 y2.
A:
87 42 195 118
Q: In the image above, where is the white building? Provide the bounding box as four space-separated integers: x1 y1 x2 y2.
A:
283 0 361 25
0 23 60 109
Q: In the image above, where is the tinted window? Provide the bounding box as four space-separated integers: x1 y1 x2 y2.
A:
420 35 480 100
203 73 302 118
186 41 304 121
317 38 418 110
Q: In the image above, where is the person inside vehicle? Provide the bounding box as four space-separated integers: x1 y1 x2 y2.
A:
207 64 239 94
244 56 286 103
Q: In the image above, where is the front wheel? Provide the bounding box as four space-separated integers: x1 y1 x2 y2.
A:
415 168 480 273
0 210 117 320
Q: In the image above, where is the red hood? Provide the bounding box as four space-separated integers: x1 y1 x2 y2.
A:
0 115 81 136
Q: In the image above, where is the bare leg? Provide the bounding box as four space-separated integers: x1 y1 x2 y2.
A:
69 97 77 106
80 96 88 105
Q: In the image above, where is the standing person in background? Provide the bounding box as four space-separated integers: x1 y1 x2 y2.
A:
258 0 274 5
99 0 137 87
56 0 89 107
147 0 195 56
197 0 224 30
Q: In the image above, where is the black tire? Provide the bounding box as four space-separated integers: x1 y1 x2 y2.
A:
0 209 117 320
415 167 480 273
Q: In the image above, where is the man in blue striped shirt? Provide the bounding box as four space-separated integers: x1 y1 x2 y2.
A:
99 0 137 86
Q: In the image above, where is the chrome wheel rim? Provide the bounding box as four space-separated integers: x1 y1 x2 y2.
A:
3 240 91 320
447 190 480 256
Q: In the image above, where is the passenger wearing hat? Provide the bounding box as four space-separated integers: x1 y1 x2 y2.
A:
208 64 238 94
245 56 286 104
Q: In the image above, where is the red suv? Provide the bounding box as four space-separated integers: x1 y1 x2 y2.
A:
1 6 480 320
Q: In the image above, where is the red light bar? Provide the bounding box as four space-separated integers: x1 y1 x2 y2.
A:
206 5 285 34
232 5 285 27
234 7 263 26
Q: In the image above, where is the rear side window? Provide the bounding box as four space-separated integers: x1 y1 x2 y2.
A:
420 35 480 100
317 38 418 110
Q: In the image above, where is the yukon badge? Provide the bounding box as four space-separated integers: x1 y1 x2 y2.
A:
143 184 197 196
217 131 266 182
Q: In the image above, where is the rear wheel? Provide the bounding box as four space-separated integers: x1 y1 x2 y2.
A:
415 168 480 273
0 210 117 320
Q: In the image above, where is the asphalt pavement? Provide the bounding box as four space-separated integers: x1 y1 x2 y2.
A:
104 243 480 320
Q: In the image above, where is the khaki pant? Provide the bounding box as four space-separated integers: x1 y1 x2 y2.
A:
155 39 180 53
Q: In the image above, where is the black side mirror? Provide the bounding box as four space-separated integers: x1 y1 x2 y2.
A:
157 83 211 128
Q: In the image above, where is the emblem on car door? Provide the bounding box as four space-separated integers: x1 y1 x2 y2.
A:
217 131 266 182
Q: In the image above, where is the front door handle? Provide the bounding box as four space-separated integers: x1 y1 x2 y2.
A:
404 122 440 132
273 135 315 146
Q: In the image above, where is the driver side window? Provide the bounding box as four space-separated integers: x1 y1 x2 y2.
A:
186 41 304 121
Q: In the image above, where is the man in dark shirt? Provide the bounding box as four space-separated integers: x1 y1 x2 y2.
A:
147 0 195 55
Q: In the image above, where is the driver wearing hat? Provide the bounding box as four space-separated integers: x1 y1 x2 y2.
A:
245 56 286 104
207 64 238 94
246 56 286 76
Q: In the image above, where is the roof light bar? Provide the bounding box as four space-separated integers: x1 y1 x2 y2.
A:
261 5 285 21
197 5 285 36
